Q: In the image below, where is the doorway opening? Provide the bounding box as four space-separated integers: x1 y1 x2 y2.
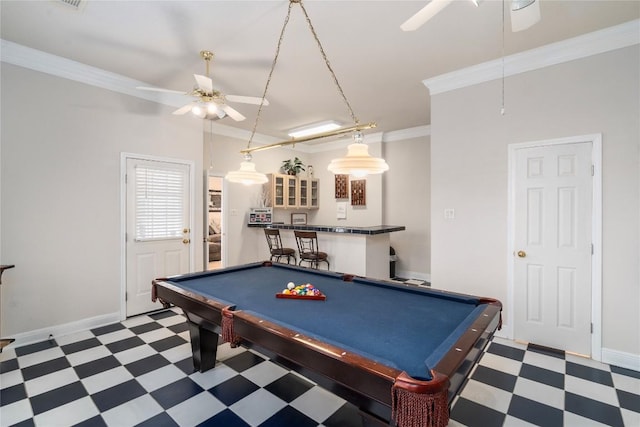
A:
206 175 224 271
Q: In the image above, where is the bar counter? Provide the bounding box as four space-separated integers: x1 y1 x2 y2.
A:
249 224 405 279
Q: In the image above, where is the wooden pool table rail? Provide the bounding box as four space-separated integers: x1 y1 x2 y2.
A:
152 274 502 426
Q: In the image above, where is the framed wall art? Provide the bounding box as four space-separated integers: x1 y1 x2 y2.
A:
291 212 307 225
351 180 366 206
334 174 349 199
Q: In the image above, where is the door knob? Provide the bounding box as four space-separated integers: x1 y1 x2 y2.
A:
183 239 190 244
517 250 526 258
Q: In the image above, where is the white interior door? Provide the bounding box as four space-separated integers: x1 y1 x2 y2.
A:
513 141 593 355
126 157 191 316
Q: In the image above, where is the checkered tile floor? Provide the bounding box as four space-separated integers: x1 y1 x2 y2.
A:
1 308 638 426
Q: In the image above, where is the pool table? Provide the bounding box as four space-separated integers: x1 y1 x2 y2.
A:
152 261 501 427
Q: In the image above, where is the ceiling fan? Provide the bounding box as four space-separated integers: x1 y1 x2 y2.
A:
137 50 269 121
401 0 541 33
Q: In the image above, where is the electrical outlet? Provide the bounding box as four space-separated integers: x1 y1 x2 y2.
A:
444 208 455 219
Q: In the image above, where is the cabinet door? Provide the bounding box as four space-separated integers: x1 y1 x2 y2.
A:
298 178 309 208
285 175 298 208
310 179 319 209
272 175 285 208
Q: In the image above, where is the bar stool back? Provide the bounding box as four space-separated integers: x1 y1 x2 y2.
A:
294 231 330 270
264 229 296 264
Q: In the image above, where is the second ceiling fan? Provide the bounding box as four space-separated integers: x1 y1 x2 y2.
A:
401 0 541 33
137 50 269 121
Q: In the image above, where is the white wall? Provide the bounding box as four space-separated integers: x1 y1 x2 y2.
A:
0 64 204 337
383 136 430 281
429 46 639 360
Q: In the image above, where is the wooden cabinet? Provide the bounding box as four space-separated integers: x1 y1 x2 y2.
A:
267 174 318 209
299 177 319 209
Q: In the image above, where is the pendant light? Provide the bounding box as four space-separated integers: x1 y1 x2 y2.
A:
225 154 268 185
327 131 389 178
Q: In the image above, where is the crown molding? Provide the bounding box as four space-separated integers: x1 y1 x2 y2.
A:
423 19 640 95
382 125 431 142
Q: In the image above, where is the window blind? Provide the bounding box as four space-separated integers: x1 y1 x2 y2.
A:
134 165 185 241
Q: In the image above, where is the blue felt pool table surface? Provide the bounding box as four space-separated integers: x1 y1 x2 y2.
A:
168 262 487 380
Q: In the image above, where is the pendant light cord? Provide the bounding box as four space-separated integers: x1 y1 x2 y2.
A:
247 1 294 150
297 0 359 125
247 0 361 151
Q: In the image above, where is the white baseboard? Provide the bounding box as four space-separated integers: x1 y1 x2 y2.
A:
602 347 640 372
5 312 121 350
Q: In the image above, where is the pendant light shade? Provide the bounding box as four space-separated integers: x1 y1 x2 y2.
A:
327 132 389 178
225 154 268 185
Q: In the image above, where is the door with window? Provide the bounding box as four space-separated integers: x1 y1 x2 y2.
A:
513 141 593 355
125 157 191 316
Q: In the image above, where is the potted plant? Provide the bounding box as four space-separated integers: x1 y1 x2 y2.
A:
281 157 305 175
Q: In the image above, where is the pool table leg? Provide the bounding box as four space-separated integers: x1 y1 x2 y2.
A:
187 321 218 372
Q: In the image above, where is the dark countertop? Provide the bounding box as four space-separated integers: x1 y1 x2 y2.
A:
248 223 405 235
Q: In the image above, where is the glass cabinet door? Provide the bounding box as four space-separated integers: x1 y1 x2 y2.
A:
285 176 297 208
273 175 285 207
298 178 309 208
310 179 319 208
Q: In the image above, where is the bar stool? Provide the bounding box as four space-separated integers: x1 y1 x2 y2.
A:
294 231 330 270
264 229 296 264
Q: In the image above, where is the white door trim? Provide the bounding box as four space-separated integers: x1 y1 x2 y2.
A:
506 134 602 360
120 152 196 320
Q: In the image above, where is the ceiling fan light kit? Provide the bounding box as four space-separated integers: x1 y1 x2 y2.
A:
137 50 267 122
226 0 385 185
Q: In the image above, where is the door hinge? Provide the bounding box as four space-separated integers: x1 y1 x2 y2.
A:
125 232 128 243
125 173 128 184
591 165 595 176
591 243 594 255
591 323 594 334
125 292 128 301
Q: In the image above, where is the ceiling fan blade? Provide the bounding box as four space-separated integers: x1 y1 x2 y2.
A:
214 108 226 119
219 104 246 122
193 74 213 94
400 0 453 31
225 95 270 106
172 103 195 115
136 86 188 95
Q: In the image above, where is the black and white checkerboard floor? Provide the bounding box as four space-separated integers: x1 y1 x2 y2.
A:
1 308 638 426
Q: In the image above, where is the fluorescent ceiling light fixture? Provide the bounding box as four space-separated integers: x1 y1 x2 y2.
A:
288 121 342 138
